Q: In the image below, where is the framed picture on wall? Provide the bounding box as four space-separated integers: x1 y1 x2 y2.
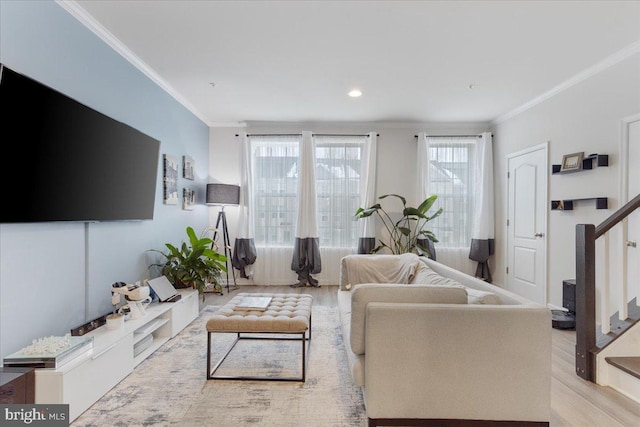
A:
183 155 194 180
560 152 584 172
163 154 179 205
183 188 196 210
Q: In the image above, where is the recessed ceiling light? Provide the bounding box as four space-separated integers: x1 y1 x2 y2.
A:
348 89 362 98
468 84 475 90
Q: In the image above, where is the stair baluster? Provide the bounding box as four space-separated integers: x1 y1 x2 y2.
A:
575 193 640 383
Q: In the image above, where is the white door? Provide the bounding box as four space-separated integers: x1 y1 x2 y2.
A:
625 117 640 306
507 144 548 305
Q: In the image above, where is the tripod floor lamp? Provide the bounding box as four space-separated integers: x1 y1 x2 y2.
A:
206 183 240 293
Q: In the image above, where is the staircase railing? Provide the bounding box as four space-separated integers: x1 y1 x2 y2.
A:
575 193 640 381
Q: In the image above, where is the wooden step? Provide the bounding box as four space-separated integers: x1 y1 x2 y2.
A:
605 357 640 380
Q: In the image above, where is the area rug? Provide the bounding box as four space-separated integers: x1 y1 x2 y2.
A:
71 305 366 426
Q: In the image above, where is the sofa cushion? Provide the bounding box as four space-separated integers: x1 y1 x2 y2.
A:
350 284 467 355
420 257 526 305
412 261 503 305
466 288 503 305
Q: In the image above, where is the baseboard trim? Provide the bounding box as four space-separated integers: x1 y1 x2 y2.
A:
368 418 549 427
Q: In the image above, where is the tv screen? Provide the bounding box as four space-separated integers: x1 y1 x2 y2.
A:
0 64 160 223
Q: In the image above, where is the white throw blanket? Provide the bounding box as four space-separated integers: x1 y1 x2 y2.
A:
342 253 422 286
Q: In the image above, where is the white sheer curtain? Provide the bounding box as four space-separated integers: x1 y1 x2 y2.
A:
232 132 257 278
291 131 321 287
312 134 368 283
250 134 300 285
357 132 378 253
469 132 495 281
314 134 367 249
416 133 477 275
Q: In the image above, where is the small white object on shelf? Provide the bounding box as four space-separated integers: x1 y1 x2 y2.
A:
3 335 93 369
106 314 124 330
236 296 272 311
34 288 199 422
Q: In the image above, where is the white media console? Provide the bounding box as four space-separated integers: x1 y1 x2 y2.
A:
35 288 199 421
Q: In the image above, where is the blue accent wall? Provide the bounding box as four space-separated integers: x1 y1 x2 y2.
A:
0 1 210 359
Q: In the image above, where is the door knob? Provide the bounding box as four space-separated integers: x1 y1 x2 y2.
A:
628 241 637 248
534 232 544 238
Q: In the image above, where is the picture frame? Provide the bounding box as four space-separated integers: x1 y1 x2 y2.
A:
182 188 196 210
560 152 584 172
183 155 194 180
163 154 179 205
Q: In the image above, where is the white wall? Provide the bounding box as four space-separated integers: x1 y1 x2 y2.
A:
210 122 488 284
0 2 210 360
492 54 640 310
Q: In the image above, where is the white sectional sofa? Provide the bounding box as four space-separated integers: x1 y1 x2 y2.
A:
337 254 551 427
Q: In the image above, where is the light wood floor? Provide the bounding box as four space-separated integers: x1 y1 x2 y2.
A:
202 285 640 426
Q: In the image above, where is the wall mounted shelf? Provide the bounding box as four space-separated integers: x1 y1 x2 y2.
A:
552 154 608 174
551 198 608 210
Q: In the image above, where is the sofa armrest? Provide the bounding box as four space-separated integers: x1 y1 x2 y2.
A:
339 256 351 290
364 302 551 422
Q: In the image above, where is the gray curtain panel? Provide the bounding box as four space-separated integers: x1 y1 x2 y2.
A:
469 238 495 282
232 238 257 278
357 237 376 254
291 237 322 274
416 238 437 261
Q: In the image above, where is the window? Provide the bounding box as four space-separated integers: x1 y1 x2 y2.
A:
426 138 476 248
314 135 365 248
251 135 300 247
250 134 366 249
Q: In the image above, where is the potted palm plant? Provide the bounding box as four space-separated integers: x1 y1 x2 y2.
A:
355 194 442 257
149 226 227 300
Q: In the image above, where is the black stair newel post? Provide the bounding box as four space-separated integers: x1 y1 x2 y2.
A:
575 224 596 382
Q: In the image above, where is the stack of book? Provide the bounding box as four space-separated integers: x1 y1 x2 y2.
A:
235 296 272 311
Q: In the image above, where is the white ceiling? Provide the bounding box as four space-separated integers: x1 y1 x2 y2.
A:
69 0 640 126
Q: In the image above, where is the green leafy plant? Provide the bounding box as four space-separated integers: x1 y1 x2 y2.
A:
355 194 442 256
149 226 227 300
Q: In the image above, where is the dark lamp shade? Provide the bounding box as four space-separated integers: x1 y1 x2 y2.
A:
206 184 240 205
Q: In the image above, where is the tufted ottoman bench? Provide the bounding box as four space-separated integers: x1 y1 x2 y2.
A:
206 293 313 382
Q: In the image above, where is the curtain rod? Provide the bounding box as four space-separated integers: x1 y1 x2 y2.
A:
314 133 378 137
413 134 481 138
236 133 301 137
235 133 379 137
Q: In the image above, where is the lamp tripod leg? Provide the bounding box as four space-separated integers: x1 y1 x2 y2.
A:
221 211 238 293
209 211 226 295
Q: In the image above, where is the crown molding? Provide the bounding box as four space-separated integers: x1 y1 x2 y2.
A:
56 0 211 127
56 1 639 130
493 40 640 125
242 120 490 130
209 121 248 128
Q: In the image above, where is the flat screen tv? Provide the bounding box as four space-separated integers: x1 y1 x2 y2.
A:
0 64 160 223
